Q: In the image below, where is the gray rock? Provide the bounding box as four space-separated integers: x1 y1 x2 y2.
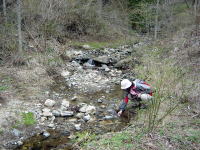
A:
43 131 50 137
97 99 103 103
71 96 78 101
61 111 74 117
83 114 91 121
75 113 84 119
17 141 23 146
74 124 81 131
102 64 110 72
83 62 95 68
48 123 55 128
50 116 56 123
44 99 56 107
61 99 70 108
79 105 96 114
61 130 70 136
40 117 47 122
52 110 61 117
93 55 110 64
42 108 53 117
60 105 68 111
114 57 133 68
61 70 70 78
103 115 115 120
12 129 21 137
107 109 117 115
82 44 91 50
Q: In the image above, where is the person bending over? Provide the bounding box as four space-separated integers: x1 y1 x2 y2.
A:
118 79 153 116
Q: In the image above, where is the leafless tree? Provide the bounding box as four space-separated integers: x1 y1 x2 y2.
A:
154 0 160 40
3 0 7 23
17 0 23 53
194 0 200 35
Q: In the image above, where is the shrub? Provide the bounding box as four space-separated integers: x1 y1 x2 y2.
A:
134 45 188 132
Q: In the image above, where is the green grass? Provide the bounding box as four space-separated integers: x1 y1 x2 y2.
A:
0 76 12 91
11 120 21 129
0 85 9 91
173 3 188 14
21 112 36 126
83 131 136 150
0 128 3 134
171 128 200 144
70 37 138 49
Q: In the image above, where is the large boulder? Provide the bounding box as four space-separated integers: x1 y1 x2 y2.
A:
93 55 110 64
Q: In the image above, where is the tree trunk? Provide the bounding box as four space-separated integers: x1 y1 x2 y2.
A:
154 0 159 40
184 0 190 8
3 0 7 23
97 0 103 18
194 0 200 36
17 0 23 53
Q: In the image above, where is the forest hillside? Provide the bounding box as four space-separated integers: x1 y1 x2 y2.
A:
0 0 199 150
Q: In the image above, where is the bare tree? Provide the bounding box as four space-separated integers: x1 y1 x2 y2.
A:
3 0 7 23
194 0 200 35
154 0 160 40
17 0 23 53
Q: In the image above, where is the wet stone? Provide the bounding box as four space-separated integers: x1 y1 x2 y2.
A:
60 130 70 136
74 124 81 131
107 109 117 115
52 110 61 117
43 131 50 138
61 111 74 117
83 114 91 122
97 99 103 103
103 115 115 120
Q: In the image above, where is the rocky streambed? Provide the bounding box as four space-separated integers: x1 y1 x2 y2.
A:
0 43 144 150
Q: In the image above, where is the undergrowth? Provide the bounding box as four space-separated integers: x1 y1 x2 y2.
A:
82 42 199 150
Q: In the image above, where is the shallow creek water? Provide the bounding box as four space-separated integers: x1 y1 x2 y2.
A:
16 76 136 150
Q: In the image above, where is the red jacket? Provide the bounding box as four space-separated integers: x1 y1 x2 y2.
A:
119 80 152 111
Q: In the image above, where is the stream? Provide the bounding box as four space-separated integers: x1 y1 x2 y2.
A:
13 45 141 150
15 77 136 150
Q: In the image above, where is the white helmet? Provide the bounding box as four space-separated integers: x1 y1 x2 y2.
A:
121 79 132 89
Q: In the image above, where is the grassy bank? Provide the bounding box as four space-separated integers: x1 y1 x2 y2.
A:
78 37 200 150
